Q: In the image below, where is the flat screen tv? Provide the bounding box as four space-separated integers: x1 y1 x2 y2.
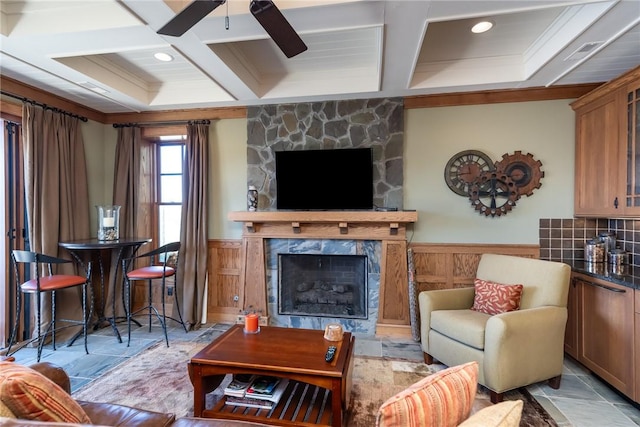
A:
275 148 374 210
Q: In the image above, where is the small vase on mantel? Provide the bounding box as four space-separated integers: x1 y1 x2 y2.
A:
247 186 258 211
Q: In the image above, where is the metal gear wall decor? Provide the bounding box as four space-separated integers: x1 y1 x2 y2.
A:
468 170 520 217
444 149 543 218
494 151 544 197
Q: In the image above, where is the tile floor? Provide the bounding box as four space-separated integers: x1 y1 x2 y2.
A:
4 321 640 426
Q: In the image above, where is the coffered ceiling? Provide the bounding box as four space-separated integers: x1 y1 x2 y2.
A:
1 0 638 114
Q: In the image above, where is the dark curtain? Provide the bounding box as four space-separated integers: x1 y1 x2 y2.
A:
113 126 141 238
178 122 209 329
21 103 91 338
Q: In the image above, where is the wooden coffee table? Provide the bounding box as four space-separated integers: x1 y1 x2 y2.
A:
188 324 355 426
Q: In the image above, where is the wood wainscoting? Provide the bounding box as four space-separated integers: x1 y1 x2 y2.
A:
205 240 540 337
409 243 540 294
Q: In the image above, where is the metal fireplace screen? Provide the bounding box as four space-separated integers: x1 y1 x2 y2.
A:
278 253 368 319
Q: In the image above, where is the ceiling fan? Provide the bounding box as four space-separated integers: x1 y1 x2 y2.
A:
157 0 308 58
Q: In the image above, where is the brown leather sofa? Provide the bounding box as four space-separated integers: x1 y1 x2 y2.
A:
3 362 268 427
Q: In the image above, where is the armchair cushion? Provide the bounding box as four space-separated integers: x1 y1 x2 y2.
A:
0 362 91 424
471 279 523 316
431 309 490 350
376 361 478 427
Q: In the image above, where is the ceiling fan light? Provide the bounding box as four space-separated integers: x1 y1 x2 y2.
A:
471 21 494 34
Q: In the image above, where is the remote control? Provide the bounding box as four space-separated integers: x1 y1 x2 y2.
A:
325 346 337 362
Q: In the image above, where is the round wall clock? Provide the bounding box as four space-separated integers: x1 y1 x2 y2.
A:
444 150 495 196
469 170 520 217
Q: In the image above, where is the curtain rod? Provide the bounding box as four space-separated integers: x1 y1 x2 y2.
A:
0 90 88 122
113 119 210 128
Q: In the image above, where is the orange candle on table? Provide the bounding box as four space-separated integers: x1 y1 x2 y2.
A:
245 313 259 333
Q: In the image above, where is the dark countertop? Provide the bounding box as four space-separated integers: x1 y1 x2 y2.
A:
565 260 640 290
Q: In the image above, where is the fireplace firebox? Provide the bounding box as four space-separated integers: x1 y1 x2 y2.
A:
278 254 367 319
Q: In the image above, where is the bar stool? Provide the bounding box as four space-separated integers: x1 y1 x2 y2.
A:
122 241 187 347
8 250 92 362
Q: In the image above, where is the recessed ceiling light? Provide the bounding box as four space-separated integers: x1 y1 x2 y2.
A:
154 52 174 62
471 21 494 34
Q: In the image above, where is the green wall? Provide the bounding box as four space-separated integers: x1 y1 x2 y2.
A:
82 98 576 244
405 99 575 243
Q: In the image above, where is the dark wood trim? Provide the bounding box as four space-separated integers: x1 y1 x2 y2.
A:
1 76 247 124
404 83 603 108
0 100 22 118
3 72 606 123
1 76 107 123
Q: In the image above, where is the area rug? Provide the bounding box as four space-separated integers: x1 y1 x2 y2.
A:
73 341 556 426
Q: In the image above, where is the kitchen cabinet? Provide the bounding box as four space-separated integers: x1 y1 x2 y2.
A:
563 277 579 359
568 273 635 401
573 66 640 217
636 290 640 402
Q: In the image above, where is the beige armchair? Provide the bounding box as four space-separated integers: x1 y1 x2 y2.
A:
418 254 571 403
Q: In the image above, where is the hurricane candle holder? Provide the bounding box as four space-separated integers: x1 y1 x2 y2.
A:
97 205 121 241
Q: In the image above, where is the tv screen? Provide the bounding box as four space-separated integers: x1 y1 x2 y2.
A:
275 148 374 210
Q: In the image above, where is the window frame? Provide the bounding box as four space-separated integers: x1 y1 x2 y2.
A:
153 139 186 248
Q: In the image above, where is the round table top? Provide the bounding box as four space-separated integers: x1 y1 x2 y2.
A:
58 237 151 250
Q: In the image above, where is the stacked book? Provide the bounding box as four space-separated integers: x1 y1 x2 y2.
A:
223 375 289 410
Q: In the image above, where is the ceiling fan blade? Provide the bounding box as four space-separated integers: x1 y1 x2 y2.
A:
158 0 226 37
250 0 307 58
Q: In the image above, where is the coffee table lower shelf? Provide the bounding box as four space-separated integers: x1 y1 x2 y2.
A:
204 380 336 427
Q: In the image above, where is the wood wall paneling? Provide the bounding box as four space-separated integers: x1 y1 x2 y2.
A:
378 240 409 325
206 240 243 322
240 237 268 315
409 243 539 296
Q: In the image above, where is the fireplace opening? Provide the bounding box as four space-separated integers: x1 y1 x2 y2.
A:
278 253 367 319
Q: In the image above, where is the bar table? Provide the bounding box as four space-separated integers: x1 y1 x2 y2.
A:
59 237 151 342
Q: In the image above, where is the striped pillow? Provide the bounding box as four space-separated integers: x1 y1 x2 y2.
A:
0 400 16 418
376 361 478 427
0 362 91 423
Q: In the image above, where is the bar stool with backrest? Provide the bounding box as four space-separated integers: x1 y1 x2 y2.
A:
8 250 92 362
122 241 187 347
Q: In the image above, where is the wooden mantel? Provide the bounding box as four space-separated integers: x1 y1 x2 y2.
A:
228 210 418 338
227 210 418 239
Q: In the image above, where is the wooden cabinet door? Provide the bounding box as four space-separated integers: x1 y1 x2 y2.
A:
577 275 634 398
574 90 624 216
622 81 640 215
564 276 579 359
635 290 640 402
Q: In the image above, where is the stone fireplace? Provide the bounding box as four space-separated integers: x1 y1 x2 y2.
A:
267 239 379 334
278 253 367 319
228 210 417 336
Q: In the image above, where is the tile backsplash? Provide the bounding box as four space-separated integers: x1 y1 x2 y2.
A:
539 218 640 267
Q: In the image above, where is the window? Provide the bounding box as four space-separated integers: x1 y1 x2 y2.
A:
157 142 185 247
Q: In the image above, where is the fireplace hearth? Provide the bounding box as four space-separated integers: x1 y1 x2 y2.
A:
278 253 367 319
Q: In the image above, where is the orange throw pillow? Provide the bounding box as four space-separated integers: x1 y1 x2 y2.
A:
471 279 524 315
0 362 91 423
376 361 478 427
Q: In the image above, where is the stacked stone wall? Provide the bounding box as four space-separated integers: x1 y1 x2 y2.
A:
246 97 404 210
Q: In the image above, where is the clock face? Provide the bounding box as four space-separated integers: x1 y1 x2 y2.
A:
444 150 495 196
